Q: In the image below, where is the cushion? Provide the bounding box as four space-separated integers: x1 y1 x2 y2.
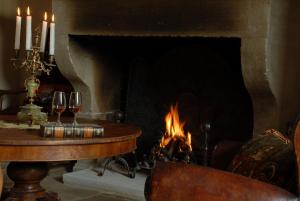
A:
228 129 296 193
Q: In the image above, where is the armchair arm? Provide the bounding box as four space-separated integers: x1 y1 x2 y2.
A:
145 162 296 201
0 168 2 198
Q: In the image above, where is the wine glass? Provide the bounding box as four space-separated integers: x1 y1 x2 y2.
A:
69 91 82 125
52 91 66 125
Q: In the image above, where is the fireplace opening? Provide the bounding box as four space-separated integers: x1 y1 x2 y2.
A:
69 35 253 165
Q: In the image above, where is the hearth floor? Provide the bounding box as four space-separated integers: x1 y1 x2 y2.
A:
45 169 146 201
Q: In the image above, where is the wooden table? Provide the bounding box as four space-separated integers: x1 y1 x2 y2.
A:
0 116 141 201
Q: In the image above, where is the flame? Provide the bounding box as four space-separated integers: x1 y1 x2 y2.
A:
17 7 20 16
187 132 192 151
44 12 47 21
27 7 30 16
160 104 192 151
165 104 185 138
51 14 55 22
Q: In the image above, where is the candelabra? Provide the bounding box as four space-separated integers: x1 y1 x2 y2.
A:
11 27 55 124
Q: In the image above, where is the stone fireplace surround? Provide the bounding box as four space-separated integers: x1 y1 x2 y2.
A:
53 0 300 136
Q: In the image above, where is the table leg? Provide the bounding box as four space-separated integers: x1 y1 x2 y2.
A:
5 162 58 201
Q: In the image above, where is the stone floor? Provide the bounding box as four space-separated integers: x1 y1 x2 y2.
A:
45 168 146 201
3 168 146 201
43 176 143 201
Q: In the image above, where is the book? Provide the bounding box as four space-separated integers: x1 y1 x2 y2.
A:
41 123 104 138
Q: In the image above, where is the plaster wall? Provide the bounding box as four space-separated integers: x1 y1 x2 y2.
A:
0 0 23 90
267 0 300 130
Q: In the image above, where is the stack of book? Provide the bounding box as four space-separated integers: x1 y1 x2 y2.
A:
41 123 104 138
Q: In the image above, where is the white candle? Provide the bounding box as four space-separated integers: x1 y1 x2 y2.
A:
14 7 21 50
49 14 55 55
40 12 48 53
25 7 32 50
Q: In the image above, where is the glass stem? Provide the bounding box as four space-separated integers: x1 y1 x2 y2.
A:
57 112 61 124
73 113 77 125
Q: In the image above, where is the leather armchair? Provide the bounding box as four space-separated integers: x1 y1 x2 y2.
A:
144 121 300 201
0 168 2 198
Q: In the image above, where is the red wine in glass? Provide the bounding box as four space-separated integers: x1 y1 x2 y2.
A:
52 91 66 125
53 105 66 113
69 106 80 113
69 92 82 125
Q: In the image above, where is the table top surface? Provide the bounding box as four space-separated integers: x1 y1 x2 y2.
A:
0 115 141 146
0 115 141 161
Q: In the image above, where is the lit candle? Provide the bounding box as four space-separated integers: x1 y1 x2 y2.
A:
40 12 48 53
49 14 55 55
25 7 32 50
14 7 21 50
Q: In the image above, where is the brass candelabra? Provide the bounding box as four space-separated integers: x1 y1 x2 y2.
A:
11 27 56 124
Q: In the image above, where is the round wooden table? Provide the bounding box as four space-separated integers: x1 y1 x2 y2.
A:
0 116 141 201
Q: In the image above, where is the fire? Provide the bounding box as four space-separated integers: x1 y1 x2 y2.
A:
44 12 47 21
160 104 192 151
27 7 30 16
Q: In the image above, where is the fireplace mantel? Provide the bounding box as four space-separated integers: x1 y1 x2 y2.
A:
53 0 300 134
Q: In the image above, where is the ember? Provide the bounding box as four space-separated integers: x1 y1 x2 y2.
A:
152 104 193 163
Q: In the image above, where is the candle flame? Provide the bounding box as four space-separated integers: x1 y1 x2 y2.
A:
27 6 30 16
44 12 47 21
51 14 55 22
17 7 20 16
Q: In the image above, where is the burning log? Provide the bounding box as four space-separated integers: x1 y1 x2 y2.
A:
153 138 192 163
151 104 193 163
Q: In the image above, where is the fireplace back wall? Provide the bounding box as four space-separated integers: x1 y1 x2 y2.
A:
122 37 253 160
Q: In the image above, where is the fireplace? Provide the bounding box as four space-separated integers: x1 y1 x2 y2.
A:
56 34 252 163
53 0 286 165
